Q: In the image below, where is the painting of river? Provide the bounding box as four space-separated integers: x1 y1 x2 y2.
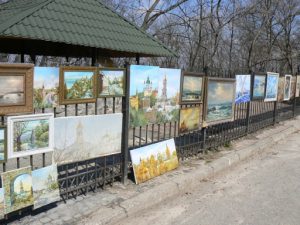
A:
0 75 24 106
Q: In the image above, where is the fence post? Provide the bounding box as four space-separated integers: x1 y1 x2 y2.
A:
273 101 277 125
202 127 207 153
293 97 297 118
245 101 251 134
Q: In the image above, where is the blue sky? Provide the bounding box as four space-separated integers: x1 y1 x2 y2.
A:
34 67 59 89
208 81 234 104
0 129 4 140
32 165 57 191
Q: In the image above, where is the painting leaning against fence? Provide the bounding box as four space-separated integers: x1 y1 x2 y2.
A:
32 165 60 209
0 127 6 162
265 72 279 102
252 75 266 99
179 106 201 133
2 167 33 214
53 113 122 165
130 139 179 184
296 75 300 98
284 75 292 101
277 77 285 102
129 65 181 127
235 74 251 104
98 69 125 97
0 188 4 219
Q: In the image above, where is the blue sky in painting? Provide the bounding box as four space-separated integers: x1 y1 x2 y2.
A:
208 81 234 105
266 73 279 98
32 165 57 191
64 71 94 89
34 67 59 89
0 129 4 140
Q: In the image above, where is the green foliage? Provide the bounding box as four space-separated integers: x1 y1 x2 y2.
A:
34 121 49 148
130 107 148 127
150 93 157 107
66 77 93 99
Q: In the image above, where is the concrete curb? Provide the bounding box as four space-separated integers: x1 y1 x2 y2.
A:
81 119 299 225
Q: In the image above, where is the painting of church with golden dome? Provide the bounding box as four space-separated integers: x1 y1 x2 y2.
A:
130 139 179 184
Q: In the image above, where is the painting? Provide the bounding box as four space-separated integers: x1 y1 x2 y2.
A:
0 188 4 219
98 68 125 97
284 75 292 101
53 114 122 165
252 74 266 100
59 67 97 104
265 72 279 102
290 76 297 99
179 106 201 133
129 65 181 127
277 77 285 102
235 75 251 104
296 75 300 98
0 63 33 115
130 139 179 184
34 67 59 108
32 165 60 209
204 78 235 126
7 114 54 158
2 167 33 214
180 72 204 104
0 126 7 163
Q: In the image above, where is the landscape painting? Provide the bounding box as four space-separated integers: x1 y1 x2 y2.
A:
253 75 266 99
265 72 279 102
53 114 122 165
205 78 235 126
34 67 59 108
180 73 203 103
0 127 6 162
296 75 300 98
99 68 125 97
0 75 24 106
2 167 33 214
284 75 292 101
8 114 54 158
179 106 201 133
130 139 179 184
277 77 285 102
0 188 4 219
130 65 181 127
32 165 60 209
235 75 251 104
290 76 296 99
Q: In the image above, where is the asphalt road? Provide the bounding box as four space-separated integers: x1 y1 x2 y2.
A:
113 130 300 225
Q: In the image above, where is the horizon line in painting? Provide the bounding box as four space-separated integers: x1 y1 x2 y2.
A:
180 73 203 103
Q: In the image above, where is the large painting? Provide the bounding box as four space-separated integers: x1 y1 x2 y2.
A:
277 77 285 102
204 78 235 126
180 72 204 104
53 114 122 165
0 64 33 115
235 75 251 104
2 167 33 214
98 68 125 97
32 165 60 209
59 67 97 104
34 67 59 109
179 106 201 134
265 72 279 102
252 74 266 100
284 75 292 101
0 188 4 220
0 126 6 163
296 75 300 98
130 139 179 184
129 65 181 127
7 114 54 158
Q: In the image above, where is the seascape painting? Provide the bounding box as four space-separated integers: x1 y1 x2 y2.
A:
206 79 235 125
130 139 179 184
181 74 203 103
130 65 181 127
32 165 60 209
284 75 292 101
0 188 4 219
0 127 6 162
53 114 122 165
296 75 300 98
99 69 124 96
235 75 251 104
253 75 266 99
179 107 201 133
265 72 279 102
2 167 33 214
34 67 59 108
0 75 24 106
277 77 284 102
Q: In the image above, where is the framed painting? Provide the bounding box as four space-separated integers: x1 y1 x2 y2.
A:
180 72 204 104
130 139 179 184
2 166 33 214
98 68 125 97
0 188 4 220
284 75 292 101
59 66 97 104
290 76 297 99
296 75 300 98
265 72 279 102
277 77 285 102
0 63 33 115
203 78 235 126
0 126 7 163
34 67 59 109
235 74 251 104
252 74 266 100
179 106 201 134
7 113 54 158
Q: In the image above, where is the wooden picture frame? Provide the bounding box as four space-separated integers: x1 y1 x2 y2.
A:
203 77 236 127
0 63 34 115
252 73 266 100
178 105 202 134
59 66 97 104
265 72 279 102
180 72 205 104
0 125 7 163
98 67 126 97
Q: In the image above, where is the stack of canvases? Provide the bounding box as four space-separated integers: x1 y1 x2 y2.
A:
0 63 124 218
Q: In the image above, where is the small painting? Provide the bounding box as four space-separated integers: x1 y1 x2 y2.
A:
0 188 4 219
34 67 59 108
180 72 204 104
7 114 54 158
296 75 300 98
290 76 297 99
277 77 285 102
265 72 279 102
284 75 292 101
32 165 60 209
0 76 24 106
204 78 235 126
253 74 266 100
179 106 201 133
0 126 7 162
235 75 251 104
59 67 97 104
2 167 33 214
98 68 125 97
130 139 179 184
